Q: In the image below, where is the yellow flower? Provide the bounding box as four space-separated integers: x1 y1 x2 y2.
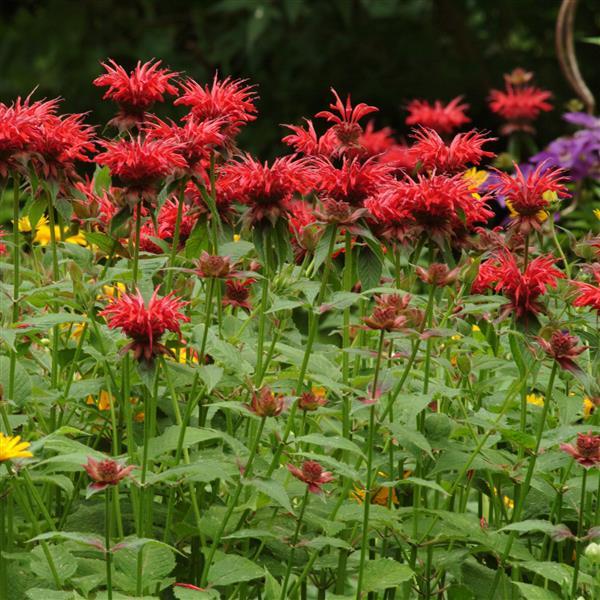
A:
451 334 462 341
584 397 595 418
352 484 399 506
493 487 514 510
233 234 241 242
0 433 33 462
65 231 88 246
472 325 481 333
99 282 126 300
463 168 489 190
178 347 199 364
134 411 145 423
86 390 113 411
33 224 63 246
506 199 548 223
542 190 559 203
17 215 48 232
594 208 600 221
526 393 544 407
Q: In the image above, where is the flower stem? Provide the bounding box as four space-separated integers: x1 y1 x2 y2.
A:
571 468 588 597
105 487 113 600
199 277 215 364
8 173 21 427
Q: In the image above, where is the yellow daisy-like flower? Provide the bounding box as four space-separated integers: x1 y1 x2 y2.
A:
463 168 489 190
64 231 88 247
451 333 462 341
492 487 514 510
584 397 595 418
178 347 199 364
233 234 241 242
99 282 127 301
86 390 113 411
17 215 49 233
472 325 481 333
33 224 63 246
526 393 544 407
0 433 33 462
594 208 600 221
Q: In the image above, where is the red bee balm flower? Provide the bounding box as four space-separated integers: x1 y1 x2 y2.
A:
223 279 253 311
409 128 496 174
218 154 315 225
83 456 134 493
287 460 334 494
100 289 189 361
572 264 600 312
138 198 196 253
175 74 257 137
560 433 600 468
248 387 284 417
536 330 585 373
489 163 569 234
363 294 410 331
405 97 470 135
472 252 564 320
94 59 179 130
95 136 186 199
196 252 233 279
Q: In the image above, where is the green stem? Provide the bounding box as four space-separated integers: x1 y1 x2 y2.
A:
105 488 113 600
8 173 21 426
199 277 215 363
571 468 588 597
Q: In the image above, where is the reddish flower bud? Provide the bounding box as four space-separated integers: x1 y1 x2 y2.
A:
536 330 585 373
416 263 460 287
560 432 600 468
83 456 134 493
298 387 327 411
287 460 334 494
196 251 232 279
248 387 284 417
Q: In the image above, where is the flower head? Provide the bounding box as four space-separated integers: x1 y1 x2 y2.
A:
175 74 257 138
100 288 189 361
536 330 585 373
0 433 33 462
410 128 495 174
560 432 600 468
405 97 470 134
287 460 334 494
138 197 196 253
223 279 253 311
298 387 327 411
83 456 134 492
572 264 600 312
363 294 409 331
94 59 179 130
416 263 460 287
248 387 284 417
196 252 233 279
489 163 569 234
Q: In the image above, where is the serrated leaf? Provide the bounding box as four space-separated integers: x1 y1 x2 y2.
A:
362 558 413 592
245 478 292 513
296 433 365 458
207 554 263 587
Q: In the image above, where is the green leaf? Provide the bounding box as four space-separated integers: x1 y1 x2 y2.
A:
305 536 352 550
207 554 264 587
26 590 85 600
197 364 224 393
113 541 175 594
357 244 382 291
174 586 219 599
84 231 127 257
245 478 293 513
263 568 282 600
93 165 112 194
30 544 78 585
109 205 132 238
388 424 433 458
512 582 561 599
362 558 413 592
0 355 32 406
296 433 365 458
30 531 105 552
147 426 223 460
500 520 573 539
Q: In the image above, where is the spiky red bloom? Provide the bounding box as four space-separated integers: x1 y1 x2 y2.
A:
217 154 315 225
405 97 470 135
537 330 585 373
365 173 493 243
95 136 186 198
100 288 189 361
32 112 95 181
0 230 7 256
489 163 569 234
146 117 226 175
223 279 254 311
138 198 196 253
488 83 552 134
94 59 179 130
184 179 233 221
316 156 393 207
379 144 417 172
315 88 378 152
358 121 396 156
83 456 134 493
472 252 564 319
572 264 600 312
72 179 118 227
282 119 339 157
410 128 496 174
175 74 257 137
560 432 600 468
287 460 334 494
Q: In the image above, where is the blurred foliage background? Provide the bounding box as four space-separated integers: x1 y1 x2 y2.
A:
1 0 599 155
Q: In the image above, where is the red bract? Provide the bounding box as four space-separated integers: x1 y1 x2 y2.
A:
223 279 253 311
146 117 226 175
416 263 460 287
100 288 189 361
287 460 334 494
248 387 284 417
72 179 118 226
359 121 396 157
83 456 134 493
175 74 257 137
536 330 585 373
572 264 600 312
315 88 378 152
489 163 569 234
282 119 339 157
405 97 470 134
472 252 564 320
32 112 95 181
95 136 186 199
560 433 600 468
0 230 7 255
138 198 196 253
409 128 495 174
217 154 315 225
315 156 393 207
365 173 493 244
363 294 410 331
196 252 233 278
94 59 179 130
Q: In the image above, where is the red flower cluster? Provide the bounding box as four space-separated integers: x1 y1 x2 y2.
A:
410 128 495 174
405 96 470 134
489 163 569 234
287 460 334 494
472 252 564 319
0 230 7 256
560 432 600 468
223 279 254 311
138 198 196 253
83 456 134 493
537 330 585 373
248 387 284 417
217 154 315 225
100 288 189 361
572 264 600 312
363 294 410 331
94 59 179 130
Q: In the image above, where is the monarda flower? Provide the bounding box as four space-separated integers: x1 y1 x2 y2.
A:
572 264 600 312
217 154 315 226
0 432 33 462
287 460 334 494
489 163 569 234
72 179 118 226
223 279 253 311
405 96 470 135
313 197 366 226
363 294 409 331
298 387 327 411
100 288 189 361
358 121 397 158
248 387 284 417
94 59 179 130
138 197 196 253
560 433 600 468
288 200 320 257
95 136 186 201
83 456 134 493
488 69 552 134
196 251 233 279
472 252 563 320
409 128 495 174
175 74 257 138
536 330 585 373
416 263 460 287
282 119 339 158
315 88 378 154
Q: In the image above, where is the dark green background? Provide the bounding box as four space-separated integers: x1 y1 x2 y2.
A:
1 0 599 155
